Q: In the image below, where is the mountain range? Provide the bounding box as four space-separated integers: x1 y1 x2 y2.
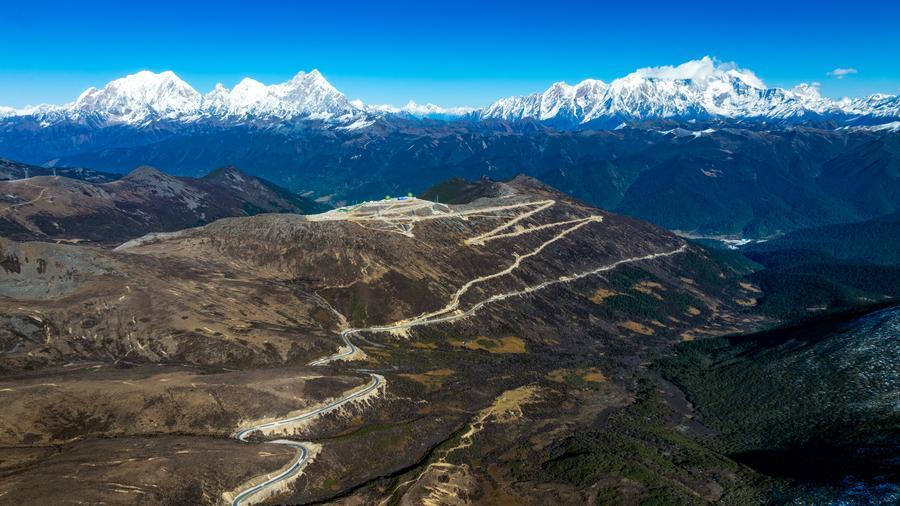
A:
2 57 898 129
482 58 900 127
0 57 898 240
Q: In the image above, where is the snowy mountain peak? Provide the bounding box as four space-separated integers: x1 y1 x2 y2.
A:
481 57 898 126
363 100 475 120
574 79 608 94
1 59 897 130
197 69 356 121
72 70 202 124
291 69 329 87
480 78 609 124
791 83 822 97
13 69 359 125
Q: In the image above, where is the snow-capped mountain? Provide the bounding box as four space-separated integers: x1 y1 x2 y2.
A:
361 101 475 120
480 57 899 127
840 120 900 133
202 70 357 121
2 69 363 127
481 79 609 126
845 93 900 119
3 69 477 127
71 70 203 124
1 58 898 131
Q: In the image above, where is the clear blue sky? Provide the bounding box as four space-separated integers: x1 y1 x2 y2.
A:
2 0 898 108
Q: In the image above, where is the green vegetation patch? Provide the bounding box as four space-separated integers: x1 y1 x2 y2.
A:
656 306 900 505
658 312 900 453
541 378 768 504
745 254 900 319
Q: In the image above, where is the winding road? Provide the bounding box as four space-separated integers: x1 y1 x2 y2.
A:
0 183 49 213
228 440 308 506
226 197 687 505
229 374 383 506
307 329 359 366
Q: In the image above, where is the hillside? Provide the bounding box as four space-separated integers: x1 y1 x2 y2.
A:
746 212 900 266
0 176 767 504
818 135 900 217
661 304 900 503
0 157 117 183
0 162 327 245
738 213 900 318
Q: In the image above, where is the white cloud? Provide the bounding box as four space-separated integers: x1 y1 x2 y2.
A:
827 68 858 79
628 56 767 89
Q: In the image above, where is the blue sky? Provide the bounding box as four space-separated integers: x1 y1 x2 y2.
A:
2 0 898 108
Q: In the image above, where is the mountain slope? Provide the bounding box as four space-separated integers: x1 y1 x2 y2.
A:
0 157 117 183
0 174 759 369
0 164 327 244
817 134 900 217
745 213 900 266
0 176 776 504
661 305 900 503
739 213 900 319
0 175 766 503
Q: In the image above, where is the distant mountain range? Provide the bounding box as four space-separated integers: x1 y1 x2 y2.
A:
1 58 898 240
1 57 898 130
0 69 461 128
0 69 360 126
481 58 900 127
